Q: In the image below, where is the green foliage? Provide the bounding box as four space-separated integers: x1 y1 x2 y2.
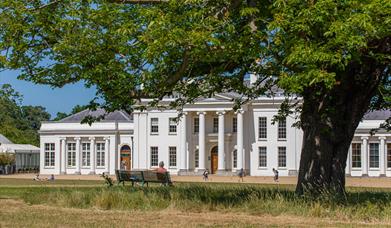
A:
0 153 15 166
0 84 50 145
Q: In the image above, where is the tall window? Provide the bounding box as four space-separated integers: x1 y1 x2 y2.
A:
369 143 379 168
278 147 286 168
67 143 76 167
81 143 91 167
258 117 267 139
232 150 237 168
194 149 199 168
258 147 267 167
44 143 55 167
351 143 361 168
387 144 391 168
233 117 237 133
278 118 287 140
150 147 158 167
169 146 177 167
194 118 199 133
213 117 218 133
96 143 105 167
169 118 177 134
150 118 159 134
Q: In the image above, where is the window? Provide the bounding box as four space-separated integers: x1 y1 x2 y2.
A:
81 143 91 167
351 143 361 168
233 117 237 133
194 118 199 133
169 146 177 167
258 147 267 167
169 118 177 134
150 118 159 134
44 143 55 167
213 117 218 133
278 147 286 168
150 147 158 167
194 149 199 168
96 143 105 167
258 117 267 139
388 144 391 168
232 150 237 168
369 143 379 168
67 143 76 167
278 118 286 140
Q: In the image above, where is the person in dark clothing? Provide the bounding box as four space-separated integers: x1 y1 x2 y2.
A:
272 168 279 182
238 168 245 182
203 169 209 181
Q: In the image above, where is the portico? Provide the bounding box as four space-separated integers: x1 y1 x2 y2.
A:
178 108 246 175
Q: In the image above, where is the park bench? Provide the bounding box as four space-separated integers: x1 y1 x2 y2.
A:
115 170 172 187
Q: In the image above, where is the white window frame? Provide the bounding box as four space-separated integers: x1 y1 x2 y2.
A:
232 149 237 169
258 117 267 140
168 118 177 134
169 146 177 168
67 142 76 168
278 147 286 168
194 118 199 133
150 146 159 167
81 142 91 167
233 117 237 133
213 117 218 133
150 118 159 135
351 143 361 168
44 143 55 167
278 118 287 140
96 142 105 167
369 143 379 169
258 147 267 168
194 149 199 168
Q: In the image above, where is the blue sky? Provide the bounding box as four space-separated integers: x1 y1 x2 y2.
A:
0 70 96 118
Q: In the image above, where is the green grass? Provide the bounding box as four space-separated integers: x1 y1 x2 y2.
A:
1 179 391 223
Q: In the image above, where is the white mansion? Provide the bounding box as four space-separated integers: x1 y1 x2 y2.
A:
39 94 391 177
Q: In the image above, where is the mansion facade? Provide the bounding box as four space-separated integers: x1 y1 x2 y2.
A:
39 95 391 177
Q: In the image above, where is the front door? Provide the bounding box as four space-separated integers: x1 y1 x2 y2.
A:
211 146 218 174
120 145 131 171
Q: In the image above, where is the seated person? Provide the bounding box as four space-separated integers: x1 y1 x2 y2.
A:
48 174 55 181
156 161 167 173
33 174 40 181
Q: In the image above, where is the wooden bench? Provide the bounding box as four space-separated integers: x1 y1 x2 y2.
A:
115 170 172 187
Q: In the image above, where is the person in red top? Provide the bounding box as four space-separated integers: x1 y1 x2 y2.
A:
156 161 167 173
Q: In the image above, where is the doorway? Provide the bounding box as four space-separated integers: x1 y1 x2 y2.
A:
120 145 131 171
211 146 218 174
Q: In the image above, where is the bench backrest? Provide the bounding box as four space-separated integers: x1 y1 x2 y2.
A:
115 170 171 184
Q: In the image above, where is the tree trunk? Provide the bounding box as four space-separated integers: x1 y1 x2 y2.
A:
295 59 387 197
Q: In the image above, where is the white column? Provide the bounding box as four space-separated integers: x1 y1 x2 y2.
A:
104 137 110 174
75 137 81 175
60 138 66 174
180 112 188 172
217 111 225 171
89 137 95 174
346 144 351 175
197 112 206 170
380 136 386 176
361 136 368 176
236 110 244 171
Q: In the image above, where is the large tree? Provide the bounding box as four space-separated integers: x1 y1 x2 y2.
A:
0 0 390 196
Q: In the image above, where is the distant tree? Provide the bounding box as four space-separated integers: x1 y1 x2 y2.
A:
0 84 50 145
21 106 51 130
0 0 389 197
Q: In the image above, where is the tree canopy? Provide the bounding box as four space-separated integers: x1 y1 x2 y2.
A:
0 84 51 146
0 0 390 196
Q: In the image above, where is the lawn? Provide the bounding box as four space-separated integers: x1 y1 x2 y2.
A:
1 178 391 227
